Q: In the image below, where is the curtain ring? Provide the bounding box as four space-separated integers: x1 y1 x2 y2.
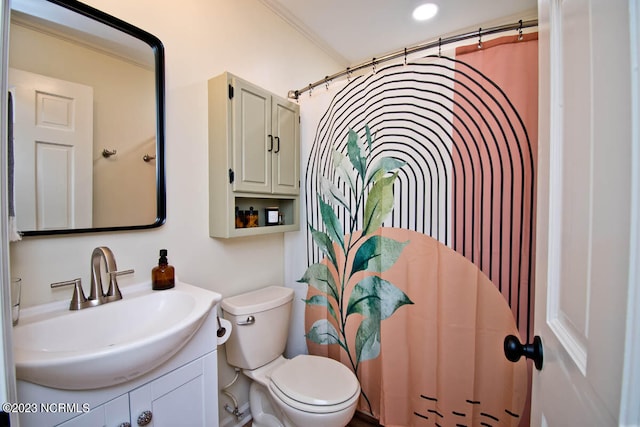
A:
308 84 313 97
346 67 352 82
404 48 408 66
438 37 442 57
477 28 482 49
518 19 523 40
372 57 377 74
325 76 330 91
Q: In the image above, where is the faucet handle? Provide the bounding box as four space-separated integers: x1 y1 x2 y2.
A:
109 269 135 278
51 278 88 311
105 268 134 300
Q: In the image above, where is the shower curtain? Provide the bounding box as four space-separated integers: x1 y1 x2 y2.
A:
289 33 538 426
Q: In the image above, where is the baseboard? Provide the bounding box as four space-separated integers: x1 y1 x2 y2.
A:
352 410 381 426
219 402 252 427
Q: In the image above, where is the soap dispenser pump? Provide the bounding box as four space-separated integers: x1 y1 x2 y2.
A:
152 249 175 290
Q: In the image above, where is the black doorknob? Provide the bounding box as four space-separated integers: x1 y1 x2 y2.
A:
504 335 543 370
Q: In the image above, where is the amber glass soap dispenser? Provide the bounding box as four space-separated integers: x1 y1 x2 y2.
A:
152 249 175 290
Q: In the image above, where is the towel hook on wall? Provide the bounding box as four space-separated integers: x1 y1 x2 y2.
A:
143 154 156 162
102 148 117 158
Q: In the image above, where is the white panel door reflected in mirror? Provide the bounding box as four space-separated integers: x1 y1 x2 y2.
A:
8 0 165 235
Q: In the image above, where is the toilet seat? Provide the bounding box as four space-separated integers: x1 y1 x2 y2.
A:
269 355 360 414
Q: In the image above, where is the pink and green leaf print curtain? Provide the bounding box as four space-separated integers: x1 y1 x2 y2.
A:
297 33 538 426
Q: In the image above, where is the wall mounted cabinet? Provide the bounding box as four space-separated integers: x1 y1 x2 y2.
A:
209 72 300 238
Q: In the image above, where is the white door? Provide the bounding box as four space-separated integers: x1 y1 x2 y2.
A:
9 68 93 231
533 0 638 425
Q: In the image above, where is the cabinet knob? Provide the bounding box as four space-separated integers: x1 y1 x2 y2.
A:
118 423 131 427
137 410 153 426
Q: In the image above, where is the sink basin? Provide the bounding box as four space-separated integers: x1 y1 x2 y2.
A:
13 281 221 390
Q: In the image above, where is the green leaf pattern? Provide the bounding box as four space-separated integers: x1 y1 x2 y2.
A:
306 319 341 346
308 224 338 271
320 176 351 211
347 128 367 180
297 263 339 301
363 172 398 235
346 276 413 320
304 294 338 323
299 125 413 411
332 150 358 194
351 236 409 276
318 195 345 251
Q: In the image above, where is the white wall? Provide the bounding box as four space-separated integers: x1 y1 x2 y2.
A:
8 0 341 424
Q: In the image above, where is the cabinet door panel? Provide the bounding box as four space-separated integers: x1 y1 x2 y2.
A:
56 409 104 427
129 354 217 427
272 97 299 195
150 377 204 426
57 394 129 427
233 79 271 193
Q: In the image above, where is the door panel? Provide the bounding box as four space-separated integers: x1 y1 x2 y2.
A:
533 0 632 424
232 77 271 193
272 96 299 195
9 68 93 230
36 142 73 229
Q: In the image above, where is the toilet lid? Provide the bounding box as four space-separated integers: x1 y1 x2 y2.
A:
270 355 359 406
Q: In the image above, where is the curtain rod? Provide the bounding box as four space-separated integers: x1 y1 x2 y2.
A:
288 18 538 99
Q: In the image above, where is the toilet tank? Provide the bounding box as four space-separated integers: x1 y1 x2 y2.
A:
221 286 294 369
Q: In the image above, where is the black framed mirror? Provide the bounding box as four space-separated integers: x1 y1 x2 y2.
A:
8 0 165 236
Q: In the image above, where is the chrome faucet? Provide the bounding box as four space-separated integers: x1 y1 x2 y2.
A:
51 246 134 310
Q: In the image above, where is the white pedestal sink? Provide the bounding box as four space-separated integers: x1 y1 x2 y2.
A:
13 281 221 390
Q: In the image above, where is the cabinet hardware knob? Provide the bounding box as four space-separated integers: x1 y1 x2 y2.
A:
118 423 131 427
137 410 153 426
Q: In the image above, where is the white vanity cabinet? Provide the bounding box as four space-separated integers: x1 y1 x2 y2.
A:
56 353 217 427
208 72 300 238
17 304 220 427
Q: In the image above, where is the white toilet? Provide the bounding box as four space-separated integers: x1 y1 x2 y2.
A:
221 286 360 427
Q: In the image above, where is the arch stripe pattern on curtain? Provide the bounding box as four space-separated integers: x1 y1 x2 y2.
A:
304 52 536 340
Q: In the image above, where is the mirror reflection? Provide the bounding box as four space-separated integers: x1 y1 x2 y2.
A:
8 0 165 235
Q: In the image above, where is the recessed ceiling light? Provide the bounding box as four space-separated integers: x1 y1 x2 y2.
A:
412 3 438 21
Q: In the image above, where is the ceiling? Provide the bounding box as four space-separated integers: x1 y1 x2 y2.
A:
259 0 537 66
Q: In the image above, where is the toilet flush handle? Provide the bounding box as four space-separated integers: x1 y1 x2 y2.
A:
237 315 255 326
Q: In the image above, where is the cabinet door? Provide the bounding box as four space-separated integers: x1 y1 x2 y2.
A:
271 96 299 195
57 394 130 427
129 353 218 427
232 77 271 194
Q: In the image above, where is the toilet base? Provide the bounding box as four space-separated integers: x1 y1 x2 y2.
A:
249 381 293 427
